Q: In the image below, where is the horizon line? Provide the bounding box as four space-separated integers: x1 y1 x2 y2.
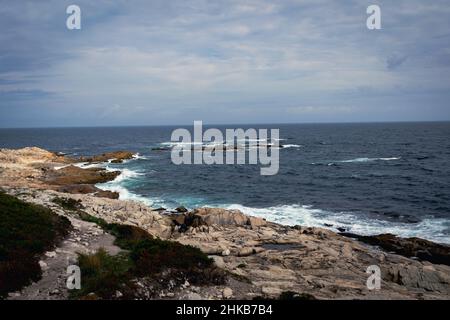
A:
1 119 450 130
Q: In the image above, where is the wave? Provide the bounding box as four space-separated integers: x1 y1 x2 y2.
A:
311 157 401 165
120 153 151 163
161 141 203 147
96 183 155 207
338 157 401 163
95 165 166 209
55 161 104 170
282 144 302 149
222 203 449 244
108 168 144 182
74 161 105 169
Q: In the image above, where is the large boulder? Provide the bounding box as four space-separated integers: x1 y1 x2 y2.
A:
45 165 120 185
0 147 66 165
191 207 266 228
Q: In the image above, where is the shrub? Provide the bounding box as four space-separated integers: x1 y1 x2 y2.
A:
52 197 83 211
129 238 225 285
130 238 213 275
106 224 153 250
71 249 132 299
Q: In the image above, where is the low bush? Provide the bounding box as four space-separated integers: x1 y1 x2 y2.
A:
70 249 133 299
52 197 83 211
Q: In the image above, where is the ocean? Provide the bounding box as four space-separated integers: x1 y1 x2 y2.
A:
1 122 449 244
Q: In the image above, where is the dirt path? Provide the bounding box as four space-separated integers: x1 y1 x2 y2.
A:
8 216 121 300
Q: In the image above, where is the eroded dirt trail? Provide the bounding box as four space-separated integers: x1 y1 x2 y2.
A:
8 216 121 300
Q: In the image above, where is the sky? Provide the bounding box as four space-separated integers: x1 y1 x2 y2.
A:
0 0 450 127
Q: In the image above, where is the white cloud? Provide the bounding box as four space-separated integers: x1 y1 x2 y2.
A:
1 0 450 126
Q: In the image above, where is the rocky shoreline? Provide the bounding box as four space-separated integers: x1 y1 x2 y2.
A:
1 147 449 300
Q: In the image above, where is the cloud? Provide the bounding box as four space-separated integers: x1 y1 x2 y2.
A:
0 0 450 126
386 54 408 70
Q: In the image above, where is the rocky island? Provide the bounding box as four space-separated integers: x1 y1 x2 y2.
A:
0 147 449 300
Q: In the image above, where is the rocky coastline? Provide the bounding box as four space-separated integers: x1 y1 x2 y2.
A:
0 147 449 300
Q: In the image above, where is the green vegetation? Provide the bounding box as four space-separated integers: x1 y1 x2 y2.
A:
131 238 213 275
70 249 133 300
77 210 108 228
0 192 71 298
73 212 225 299
106 223 153 249
52 197 83 211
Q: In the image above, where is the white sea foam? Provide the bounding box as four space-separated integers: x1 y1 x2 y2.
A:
119 153 151 163
222 203 450 244
339 157 401 163
111 168 143 182
161 141 203 147
96 166 153 205
237 138 267 143
317 157 401 166
54 164 69 170
282 144 302 149
74 161 105 169
97 183 155 206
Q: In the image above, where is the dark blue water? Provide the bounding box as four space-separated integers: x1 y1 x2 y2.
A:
1 122 449 243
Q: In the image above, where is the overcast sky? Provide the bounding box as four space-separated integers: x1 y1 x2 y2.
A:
1 0 450 127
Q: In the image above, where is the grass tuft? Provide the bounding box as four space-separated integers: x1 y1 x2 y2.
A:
70 249 133 300
52 197 83 211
